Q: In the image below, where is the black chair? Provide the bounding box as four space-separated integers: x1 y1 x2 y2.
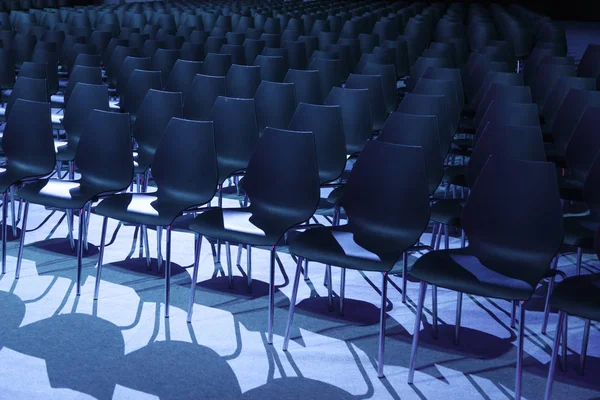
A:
309 57 343 101
284 69 322 105
361 62 398 113
325 87 373 156
345 73 387 131
225 64 261 98
164 59 204 98
184 73 226 121
253 54 285 82
254 81 296 134
1 76 47 121
203 52 232 76
152 48 180 87
283 140 431 378
120 69 162 124
1 100 56 274
220 44 246 65
94 118 218 317
187 127 321 345
413 77 460 132
423 66 464 109
116 56 152 96
408 157 563 400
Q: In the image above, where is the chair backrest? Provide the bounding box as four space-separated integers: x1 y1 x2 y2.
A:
254 81 297 134
413 77 459 130
325 87 372 156
165 59 204 97
243 127 320 227
184 73 226 121
6 76 47 119
2 99 55 179
76 109 133 193
423 66 464 107
379 112 443 195
466 123 546 188
308 57 343 101
345 73 387 131
462 157 563 276
63 83 110 145
210 96 260 183
474 84 533 129
122 69 162 118
473 71 523 109
564 107 600 182
116 56 151 95
361 62 398 113
343 140 430 255
288 103 347 185
474 101 540 147
284 68 322 105
543 76 596 127
203 52 232 76
254 54 285 82
552 89 600 154
152 118 218 207
133 89 183 171
225 64 261 98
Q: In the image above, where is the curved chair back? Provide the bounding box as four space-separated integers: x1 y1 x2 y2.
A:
225 64 261 98
185 74 226 121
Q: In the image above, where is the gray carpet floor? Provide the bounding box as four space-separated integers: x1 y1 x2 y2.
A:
1 20 600 400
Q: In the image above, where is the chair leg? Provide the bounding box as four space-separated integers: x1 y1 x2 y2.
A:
236 244 243 267
460 229 465 248
455 292 463 345
83 202 91 252
68 160 75 180
93 217 108 300
10 186 17 238
429 222 438 249
142 225 150 269
544 311 566 400
339 268 346 316
56 161 63 178
326 264 333 311
283 256 303 351
66 209 75 250
247 245 252 291
157 226 163 273
1 191 7 275
515 300 525 400
225 241 233 288
164 226 172 318
579 319 591 376
561 315 569 371
402 252 408 304
408 281 428 384
76 207 85 296
187 234 203 323
216 185 223 264
15 201 30 279
268 246 276 344
576 248 583 275
444 224 449 249
435 223 443 250
542 274 556 334
378 272 388 378
432 285 438 339
304 258 309 280
511 300 517 329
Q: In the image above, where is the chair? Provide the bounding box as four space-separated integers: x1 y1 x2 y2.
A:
120 69 162 124
361 62 398 113
408 157 563 400
284 69 322 105
283 140 431 378
220 44 246 65
165 59 204 98
413 77 460 132
225 64 261 98
184 74 226 121
203 53 232 76
345 73 387 131
94 118 218 317
31 49 58 95
325 87 373 156
152 48 180 87
63 65 102 106
253 55 285 82
187 127 321 345
1 76 47 121
16 109 132 294
423 67 464 108
1 100 56 274
308 57 343 101
254 81 296 134
116 56 151 96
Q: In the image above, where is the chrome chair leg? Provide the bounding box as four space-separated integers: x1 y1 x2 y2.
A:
444 224 449 249
15 201 29 279
66 208 75 250
432 285 438 339
435 223 443 250
157 226 163 272
75 206 85 296
455 292 463 345
283 256 303 351
326 264 333 311
515 300 525 400
339 268 346 316
225 241 233 288
579 319 591 376
542 274 556 334
236 244 243 267
247 245 252 291
268 246 276 344
216 185 223 264
378 272 388 378
429 222 438 249
1 191 7 274
544 311 566 400
142 225 151 269
402 252 409 303
511 300 517 328
82 202 92 252
68 160 75 180
408 281 428 384
56 161 63 178
303 258 309 280
164 226 172 318
460 229 465 248
561 315 568 371
187 234 203 323
93 217 108 300
10 186 16 238
576 248 583 275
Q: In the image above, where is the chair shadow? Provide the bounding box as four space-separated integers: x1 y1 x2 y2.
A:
0 291 26 348
241 377 355 399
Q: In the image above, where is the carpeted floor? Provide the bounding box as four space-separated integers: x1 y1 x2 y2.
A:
1 21 600 400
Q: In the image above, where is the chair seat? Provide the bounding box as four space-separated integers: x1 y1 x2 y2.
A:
563 216 597 249
557 176 584 202
452 137 473 149
55 141 75 162
327 185 345 206
94 192 189 227
17 178 107 209
410 248 540 301
430 199 464 226
0 166 50 193
442 165 467 185
550 273 600 321
188 207 296 247
289 225 405 273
